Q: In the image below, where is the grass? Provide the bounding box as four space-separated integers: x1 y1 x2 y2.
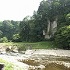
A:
0 58 14 70
0 41 57 51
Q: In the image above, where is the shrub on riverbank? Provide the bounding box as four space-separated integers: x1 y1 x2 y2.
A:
55 25 70 49
0 41 56 51
0 58 13 70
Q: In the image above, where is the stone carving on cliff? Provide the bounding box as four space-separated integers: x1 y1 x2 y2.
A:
43 18 57 39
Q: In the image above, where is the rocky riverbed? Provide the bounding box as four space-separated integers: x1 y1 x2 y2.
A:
0 49 70 70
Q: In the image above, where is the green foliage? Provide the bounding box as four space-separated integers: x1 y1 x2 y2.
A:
12 34 20 42
0 0 70 47
19 0 70 42
0 41 56 51
0 30 3 38
0 58 13 70
55 25 70 49
0 37 8 43
11 41 56 51
0 20 19 40
19 17 30 42
66 13 70 22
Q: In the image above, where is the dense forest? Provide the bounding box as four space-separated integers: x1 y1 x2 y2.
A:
0 0 70 49
0 20 20 42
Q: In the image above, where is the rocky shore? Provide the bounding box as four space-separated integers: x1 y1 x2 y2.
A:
0 49 70 70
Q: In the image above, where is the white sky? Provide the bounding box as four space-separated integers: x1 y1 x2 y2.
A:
0 0 42 21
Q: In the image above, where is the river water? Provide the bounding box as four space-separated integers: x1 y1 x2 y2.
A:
20 49 70 70
0 49 70 70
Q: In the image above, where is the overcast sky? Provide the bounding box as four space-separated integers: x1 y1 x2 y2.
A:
0 0 42 21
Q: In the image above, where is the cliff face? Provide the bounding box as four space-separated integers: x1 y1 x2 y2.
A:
43 19 57 39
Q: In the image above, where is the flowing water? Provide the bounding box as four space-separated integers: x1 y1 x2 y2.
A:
0 49 70 70
44 63 70 70
19 50 70 70
20 55 70 70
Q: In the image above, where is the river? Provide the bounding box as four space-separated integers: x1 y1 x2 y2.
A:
0 49 70 70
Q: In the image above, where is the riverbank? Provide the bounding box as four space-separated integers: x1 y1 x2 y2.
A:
0 49 70 70
0 41 56 51
21 49 70 70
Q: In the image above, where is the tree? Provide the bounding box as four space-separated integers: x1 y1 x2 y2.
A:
19 0 70 42
55 25 70 49
2 20 14 40
12 34 20 42
32 11 45 41
11 20 20 34
0 30 3 38
19 16 30 41
0 37 8 43
37 0 70 38
0 20 20 41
